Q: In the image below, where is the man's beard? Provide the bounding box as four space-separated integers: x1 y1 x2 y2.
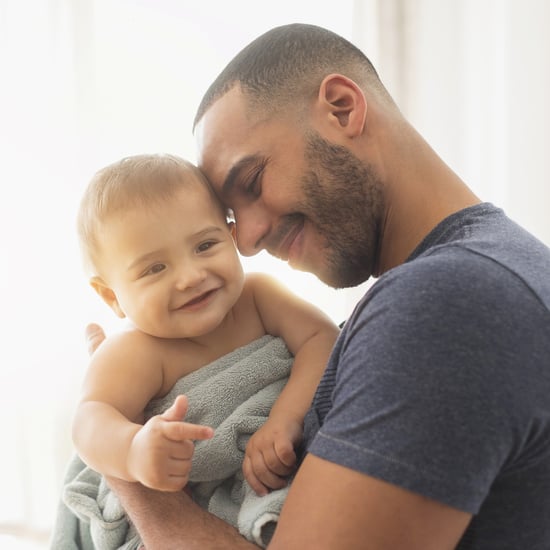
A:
301 132 385 288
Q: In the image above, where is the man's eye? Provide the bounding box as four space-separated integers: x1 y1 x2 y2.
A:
245 172 262 197
244 161 266 198
144 263 166 276
246 175 260 196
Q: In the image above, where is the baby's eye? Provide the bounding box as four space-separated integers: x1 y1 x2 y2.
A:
197 240 217 253
144 263 166 276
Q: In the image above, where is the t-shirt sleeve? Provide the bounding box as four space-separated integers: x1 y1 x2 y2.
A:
308 249 531 513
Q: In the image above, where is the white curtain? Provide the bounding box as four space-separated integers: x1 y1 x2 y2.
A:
0 0 356 543
354 0 550 246
1 0 549 544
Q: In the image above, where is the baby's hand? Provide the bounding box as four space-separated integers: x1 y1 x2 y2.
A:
243 417 302 496
127 395 213 492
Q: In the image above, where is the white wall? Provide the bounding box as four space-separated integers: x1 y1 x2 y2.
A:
355 0 550 246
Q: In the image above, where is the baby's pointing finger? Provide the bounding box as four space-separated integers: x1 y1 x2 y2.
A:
163 420 214 442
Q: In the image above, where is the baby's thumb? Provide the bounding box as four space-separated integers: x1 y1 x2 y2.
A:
161 395 189 422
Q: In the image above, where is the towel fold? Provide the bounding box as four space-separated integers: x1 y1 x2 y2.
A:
54 335 293 549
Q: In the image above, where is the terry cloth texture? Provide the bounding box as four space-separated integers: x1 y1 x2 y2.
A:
54 335 293 550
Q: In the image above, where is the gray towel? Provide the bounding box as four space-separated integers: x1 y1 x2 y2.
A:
56 335 293 549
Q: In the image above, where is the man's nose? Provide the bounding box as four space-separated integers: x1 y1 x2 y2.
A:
233 205 271 256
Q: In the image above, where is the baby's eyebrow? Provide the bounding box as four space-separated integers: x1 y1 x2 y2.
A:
222 154 263 197
127 250 162 272
192 226 225 239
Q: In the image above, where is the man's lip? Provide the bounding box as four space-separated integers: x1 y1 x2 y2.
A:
272 220 304 262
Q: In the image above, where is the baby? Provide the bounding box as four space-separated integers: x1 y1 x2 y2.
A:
73 153 339 499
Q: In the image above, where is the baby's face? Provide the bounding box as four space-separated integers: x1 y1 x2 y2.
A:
97 182 244 339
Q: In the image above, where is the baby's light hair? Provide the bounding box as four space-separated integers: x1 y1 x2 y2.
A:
77 153 223 276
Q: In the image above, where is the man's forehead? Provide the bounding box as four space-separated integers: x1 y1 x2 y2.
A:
195 88 255 184
196 87 248 145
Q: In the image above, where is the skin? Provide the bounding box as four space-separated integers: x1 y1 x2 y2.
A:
196 77 479 286
95 74 480 548
75 177 338 494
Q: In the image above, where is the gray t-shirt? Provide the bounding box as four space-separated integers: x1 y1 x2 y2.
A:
305 203 550 549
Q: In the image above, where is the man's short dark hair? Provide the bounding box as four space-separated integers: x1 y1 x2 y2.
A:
193 23 387 129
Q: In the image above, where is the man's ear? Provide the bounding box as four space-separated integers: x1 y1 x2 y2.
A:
316 74 367 138
90 276 126 319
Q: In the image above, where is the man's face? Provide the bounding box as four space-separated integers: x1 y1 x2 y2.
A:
196 87 384 288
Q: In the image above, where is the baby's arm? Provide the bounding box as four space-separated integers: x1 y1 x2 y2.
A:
72 330 212 492
244 273 340 495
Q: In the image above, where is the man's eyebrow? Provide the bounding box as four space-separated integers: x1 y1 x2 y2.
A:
222 154 263 196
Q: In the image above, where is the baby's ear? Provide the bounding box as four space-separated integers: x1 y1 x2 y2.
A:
90 277 126 318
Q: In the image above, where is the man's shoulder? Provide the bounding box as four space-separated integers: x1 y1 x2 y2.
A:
344 238 550 361
361 247 508 315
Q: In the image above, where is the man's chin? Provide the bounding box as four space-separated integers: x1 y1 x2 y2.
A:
287 249 371 288
319 262 372 289
288 260 348 289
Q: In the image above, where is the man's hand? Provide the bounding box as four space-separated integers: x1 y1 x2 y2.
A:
243 416 302 496
128 395 214 492
85 322 107 355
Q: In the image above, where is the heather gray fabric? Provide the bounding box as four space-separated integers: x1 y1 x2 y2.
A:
306 203 550 549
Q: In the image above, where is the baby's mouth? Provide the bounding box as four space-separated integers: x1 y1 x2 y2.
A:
182 289 216 308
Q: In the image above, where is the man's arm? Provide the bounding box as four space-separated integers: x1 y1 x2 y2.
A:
107 476 259 550
269 454 472 550
108 453 471 550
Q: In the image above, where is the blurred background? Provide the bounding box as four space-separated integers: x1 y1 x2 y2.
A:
1 0 549 547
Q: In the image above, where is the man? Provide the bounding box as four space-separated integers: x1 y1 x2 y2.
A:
102 24 550 549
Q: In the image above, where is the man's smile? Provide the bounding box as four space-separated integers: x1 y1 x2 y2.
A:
267 216 305 262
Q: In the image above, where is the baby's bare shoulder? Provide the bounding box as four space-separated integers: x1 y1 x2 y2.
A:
95 327 168 362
